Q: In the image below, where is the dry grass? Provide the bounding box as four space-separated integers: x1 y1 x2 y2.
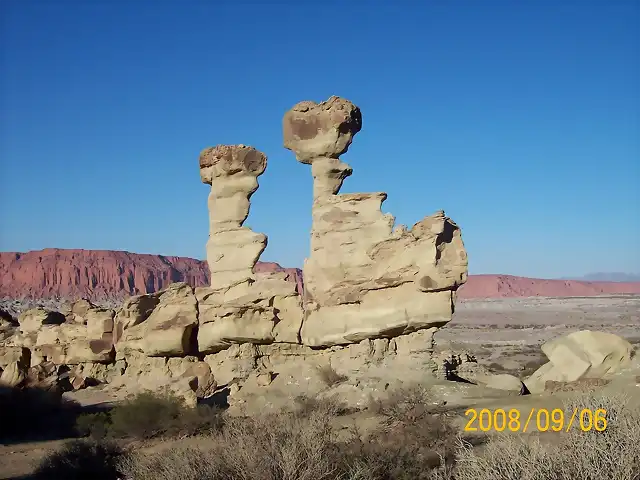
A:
451 391 640 480
119 385 458 480
316 363 349 387
33 387 640 480
120 408 349 480
32 440 125 480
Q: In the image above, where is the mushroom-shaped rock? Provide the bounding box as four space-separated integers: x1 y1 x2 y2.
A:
283 96 362 164
199 144 267 185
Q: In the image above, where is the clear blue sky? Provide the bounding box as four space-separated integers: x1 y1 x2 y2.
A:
1 0 638 278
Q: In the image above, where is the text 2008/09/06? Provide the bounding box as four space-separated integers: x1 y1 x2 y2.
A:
464 408 608 433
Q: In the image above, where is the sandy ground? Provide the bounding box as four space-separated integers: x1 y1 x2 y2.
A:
2 295 639 479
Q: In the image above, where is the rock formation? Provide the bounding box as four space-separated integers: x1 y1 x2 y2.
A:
283 96 468 347
0 95 475 410
199 145 269 290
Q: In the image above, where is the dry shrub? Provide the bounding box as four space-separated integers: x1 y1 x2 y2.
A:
33 439 124 480
75 391 223 440
121 385 458 480
452 391 640 480
120 407 347 480
345 413 457 480
293 394 349 417
352 385 458 480
0 384 81 442
369 383 445 422
316 363 349 387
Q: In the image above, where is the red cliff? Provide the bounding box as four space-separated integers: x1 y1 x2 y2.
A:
1 249 637 302
0 249 303 302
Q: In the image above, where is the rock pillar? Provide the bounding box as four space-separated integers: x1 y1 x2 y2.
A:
199 145 268 290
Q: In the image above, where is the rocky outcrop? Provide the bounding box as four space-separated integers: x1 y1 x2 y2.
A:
114 282 199 357
283 96 468 347
524 330 634 393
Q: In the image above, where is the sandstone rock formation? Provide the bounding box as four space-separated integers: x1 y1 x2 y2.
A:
196 144 305 350
524 330 634 393
0 95 474 409
199 145 268 290
283 96 468 347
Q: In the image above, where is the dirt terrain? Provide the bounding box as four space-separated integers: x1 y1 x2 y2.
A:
437 295 640 376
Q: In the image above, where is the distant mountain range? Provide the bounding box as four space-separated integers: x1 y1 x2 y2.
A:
1 249 639 302
561 273 640 282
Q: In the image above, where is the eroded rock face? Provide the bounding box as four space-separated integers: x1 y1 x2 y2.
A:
115 282 199 357
283 96 468 347
199 145 268 290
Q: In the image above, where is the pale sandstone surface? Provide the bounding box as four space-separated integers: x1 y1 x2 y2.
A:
524 330 634 393
283 96 467 347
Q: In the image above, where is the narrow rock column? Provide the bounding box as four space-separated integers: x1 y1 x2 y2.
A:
199 145 268 290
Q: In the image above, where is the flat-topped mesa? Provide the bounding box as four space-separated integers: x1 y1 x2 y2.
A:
199 145 268 290
283 96 362 199
283 96 469 347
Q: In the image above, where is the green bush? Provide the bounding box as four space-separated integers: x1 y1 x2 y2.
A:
75 391 224 440
33 440 124 480
75 412 111 439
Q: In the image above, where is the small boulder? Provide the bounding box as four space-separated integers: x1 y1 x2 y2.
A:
18 308 65 334
0 361 26 387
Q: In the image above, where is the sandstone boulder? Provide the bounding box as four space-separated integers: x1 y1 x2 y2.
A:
18 308 65 334
0 361 26 387
283 96 362 164
115 282 198 357
67 299 95 323
480 373 527 394
197 276 304 352
525 330 634 393
0 346 30 369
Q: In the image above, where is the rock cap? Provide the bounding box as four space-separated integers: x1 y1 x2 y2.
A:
199 145 267 185
283 96 362 164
